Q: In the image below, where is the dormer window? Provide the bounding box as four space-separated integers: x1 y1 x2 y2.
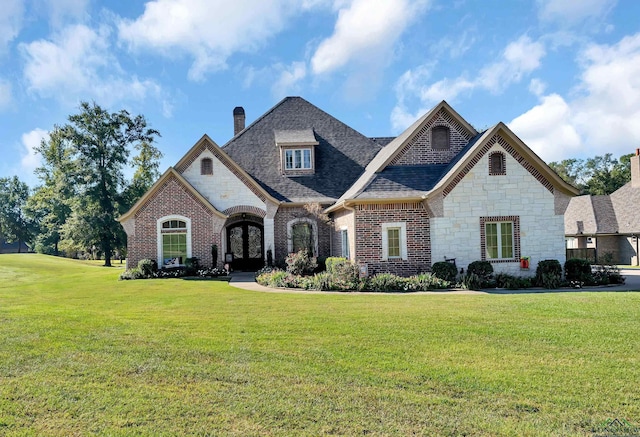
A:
275 129 319 175
431 126 450 150
285 149 312 170
201 158 213 175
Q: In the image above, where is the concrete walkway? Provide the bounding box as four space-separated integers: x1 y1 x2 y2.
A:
228 269 640 295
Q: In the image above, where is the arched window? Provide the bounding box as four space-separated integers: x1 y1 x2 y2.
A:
201 158 213 175
157 216 191 267
431 126 450 150
287 218 318 256
489 152 506 175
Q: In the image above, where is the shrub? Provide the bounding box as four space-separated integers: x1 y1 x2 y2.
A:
535 259 562 289
462 261 494 289
137 258 158 277
365 273 408 292
431 261 458 283
564 258 593 284
494 273 531 290
119 267 144 280
256 269 302 288
406 273 450 291
285 250 317 276
592 264 625 286
302 272 333 291
325 257 347 274
185 257 201 275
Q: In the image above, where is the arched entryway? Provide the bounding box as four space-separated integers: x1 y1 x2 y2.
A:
225 217 264 271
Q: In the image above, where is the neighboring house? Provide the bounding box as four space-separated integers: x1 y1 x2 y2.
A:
119 97 578 276
565 150 640 265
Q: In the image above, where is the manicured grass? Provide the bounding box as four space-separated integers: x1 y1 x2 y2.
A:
1 254 639 436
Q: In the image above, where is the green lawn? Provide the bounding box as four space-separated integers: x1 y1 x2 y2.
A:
0 254 639 436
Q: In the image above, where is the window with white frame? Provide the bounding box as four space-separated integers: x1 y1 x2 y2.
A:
284 149 312 170
157 216 191 267
381 222 407 260
481 216 520 262
340 228 349 259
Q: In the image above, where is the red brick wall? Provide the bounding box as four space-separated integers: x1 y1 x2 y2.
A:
128 175 220 269
273 206 331 264
354 202 431 276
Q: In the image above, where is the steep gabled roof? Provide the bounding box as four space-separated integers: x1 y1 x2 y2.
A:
118 167 226 222
174 134 280 205
221 97 382 203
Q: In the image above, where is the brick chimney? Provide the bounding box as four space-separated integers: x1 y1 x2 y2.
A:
233 106 245 135
632 148 640 188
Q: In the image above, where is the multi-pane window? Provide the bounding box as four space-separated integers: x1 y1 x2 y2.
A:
285 149 312 170
292 221 314 255
387 227 401 258
161 219 187 265
485 222 514 259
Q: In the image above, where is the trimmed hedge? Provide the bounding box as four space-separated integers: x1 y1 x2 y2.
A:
431 261 458 283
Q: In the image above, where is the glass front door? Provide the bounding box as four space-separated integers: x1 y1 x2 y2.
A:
227 222 264 271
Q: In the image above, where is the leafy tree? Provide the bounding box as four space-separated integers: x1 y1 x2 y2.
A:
0 176 33 251
121 140 163 211
26 127 78 255
61 101 160 266
550 153 633 195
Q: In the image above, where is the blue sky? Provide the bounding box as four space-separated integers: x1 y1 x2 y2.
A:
1 0 639 187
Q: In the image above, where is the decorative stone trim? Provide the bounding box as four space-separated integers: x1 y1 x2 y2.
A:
222 205 266 218
444 134 554 197
479 215 521 263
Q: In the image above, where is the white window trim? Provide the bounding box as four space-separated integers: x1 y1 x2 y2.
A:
287 217 318 256
340 226 350 259
284 148 313 170
485 221 514 260
381 222 407 261
157 215 192 267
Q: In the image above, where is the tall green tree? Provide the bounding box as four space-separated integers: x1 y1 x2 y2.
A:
61 101 160 266
548 158 586 192
550 153 633 195
26 126 78 255
121 140 163 211
0 176 33 251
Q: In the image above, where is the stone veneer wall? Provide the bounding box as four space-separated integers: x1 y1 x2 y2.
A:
273 206 332 263
354 202 431 277
127 175 222 269
431 139 564 275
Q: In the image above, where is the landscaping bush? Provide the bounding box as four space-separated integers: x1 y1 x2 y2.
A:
185 257 201 275
301 272 333 291
431 261 458 283
535 259 562 289
592 264 625 286
462 261 494 289
256 269 302 288
494 273 532 290
137 258 158 277
365 273 408 292
405 273 450 291
285 250 317 276
564 258 593 284
119 267 144 280
324 257 359 290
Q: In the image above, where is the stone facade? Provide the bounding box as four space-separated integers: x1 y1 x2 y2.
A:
431 140 565 275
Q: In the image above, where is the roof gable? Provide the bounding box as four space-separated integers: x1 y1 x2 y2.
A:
221 97 382 203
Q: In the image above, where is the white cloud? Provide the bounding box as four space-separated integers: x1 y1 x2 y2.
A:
528 78 547 97
43 0 90 27
509 33 640 162
20 128 49 176
311 0 430 75
537 0 616 27
20 24 170 111
0 0 23 51
118 0 321 82
391 35 545 131
272 61 307 98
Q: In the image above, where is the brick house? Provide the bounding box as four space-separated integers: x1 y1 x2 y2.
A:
564 150 640 265
119 97 578 275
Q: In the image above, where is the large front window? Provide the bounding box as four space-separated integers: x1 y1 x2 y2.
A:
481 217 520 262
292 221 314 254
157 216 191 267
285 149 312 170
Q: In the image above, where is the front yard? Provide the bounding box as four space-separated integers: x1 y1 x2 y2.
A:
0 254 639 435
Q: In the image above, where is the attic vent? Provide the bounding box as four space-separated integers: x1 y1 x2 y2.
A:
431 126 450 150
201 158 213 175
